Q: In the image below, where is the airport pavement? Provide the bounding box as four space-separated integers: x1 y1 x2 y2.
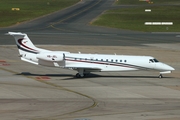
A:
0 45 180 120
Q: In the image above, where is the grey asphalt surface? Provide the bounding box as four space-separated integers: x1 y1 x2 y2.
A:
0 45 180 120
0 0 180 46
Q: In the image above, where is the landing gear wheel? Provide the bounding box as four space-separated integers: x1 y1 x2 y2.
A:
159 74 163 79
75 73 84 78
76 73 81 78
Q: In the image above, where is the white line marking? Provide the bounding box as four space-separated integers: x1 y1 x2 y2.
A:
145 9 151 12
145 22 173 25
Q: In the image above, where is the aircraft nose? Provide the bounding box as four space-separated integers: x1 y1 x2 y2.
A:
155 63 175 71
167 65 175 71
162 63 175 71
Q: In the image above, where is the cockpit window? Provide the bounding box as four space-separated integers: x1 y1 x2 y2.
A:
149 59 154 63
149 59 159 63
153 59 159 62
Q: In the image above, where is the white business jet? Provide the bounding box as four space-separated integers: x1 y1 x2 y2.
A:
8 32 175 78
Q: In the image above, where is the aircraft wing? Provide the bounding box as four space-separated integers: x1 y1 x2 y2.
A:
65 64 101 72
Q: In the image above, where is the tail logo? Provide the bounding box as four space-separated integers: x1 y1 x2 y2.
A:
23 41 28 44
17 38 39 54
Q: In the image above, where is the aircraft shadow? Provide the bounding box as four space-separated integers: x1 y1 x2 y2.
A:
16 72 172 80
16 72 74 77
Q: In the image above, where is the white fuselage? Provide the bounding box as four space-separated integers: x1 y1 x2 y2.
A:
65 53 151 71
8 32 175 78
65 53 174 72
22 52 174 73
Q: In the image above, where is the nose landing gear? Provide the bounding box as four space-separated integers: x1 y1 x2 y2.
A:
159 71 172 78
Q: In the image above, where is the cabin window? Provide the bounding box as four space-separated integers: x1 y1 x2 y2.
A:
96 59 98 61
101 59 103 61
124 60 127 62
106 59 108 62
111 59 113 62
120 60 122 62
116 60 118 62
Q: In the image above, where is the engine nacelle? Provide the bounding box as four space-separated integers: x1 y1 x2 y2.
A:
36 52 65 62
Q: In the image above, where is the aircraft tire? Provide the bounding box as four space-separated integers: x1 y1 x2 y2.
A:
159 74 163 78
76 73 82 78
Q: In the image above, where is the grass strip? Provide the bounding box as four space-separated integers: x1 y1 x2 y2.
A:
0 0 79 27
92 6 180 32
116 0 180 5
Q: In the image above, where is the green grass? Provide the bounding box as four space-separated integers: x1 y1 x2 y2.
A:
116 0 180 5
0 0 79 27
92 6 180 32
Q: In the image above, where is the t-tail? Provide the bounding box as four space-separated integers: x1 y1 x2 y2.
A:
8 32 51 65
8 32 69 66
8 32 49 55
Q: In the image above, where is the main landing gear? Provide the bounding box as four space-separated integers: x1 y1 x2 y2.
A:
76 73 83 78
159 74 163 79
75 68 90 78
75 73 90 78
75 68 85 78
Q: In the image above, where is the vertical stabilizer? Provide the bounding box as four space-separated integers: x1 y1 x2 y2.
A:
8 32 40 54
8 32 50 65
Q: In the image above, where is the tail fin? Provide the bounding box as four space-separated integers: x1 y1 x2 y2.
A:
8 32 40 54
8 32 69 66
8 32 49 55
